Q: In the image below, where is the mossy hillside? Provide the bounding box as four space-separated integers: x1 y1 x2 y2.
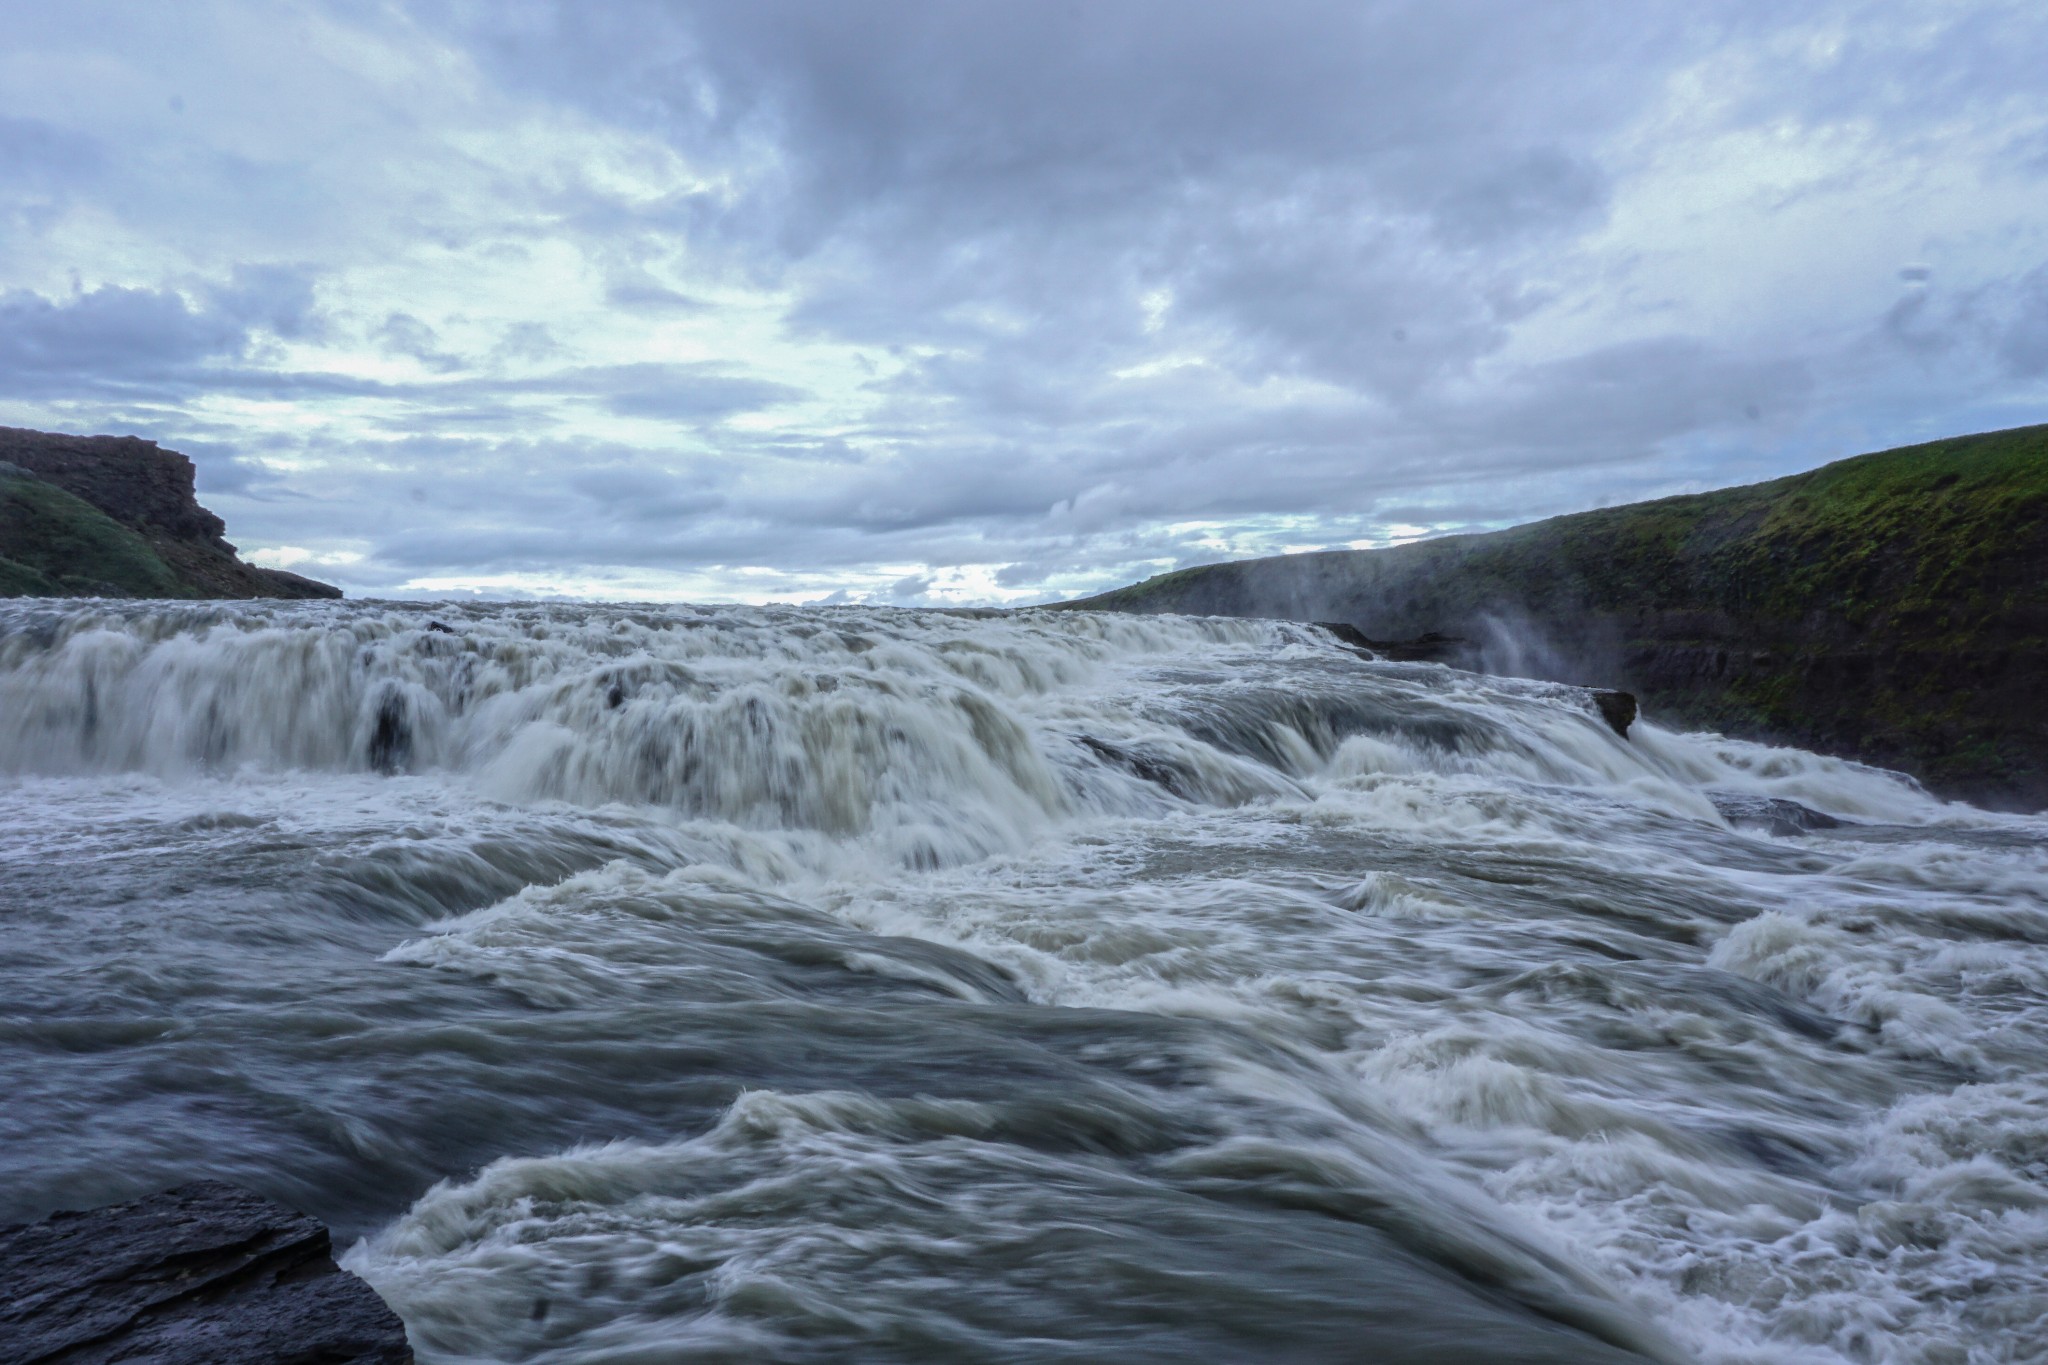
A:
0 429 344 601
1516 425 2048 636
1083 426 2048 635
1062 425 2048 804
0 467 190 598
0 555 61 595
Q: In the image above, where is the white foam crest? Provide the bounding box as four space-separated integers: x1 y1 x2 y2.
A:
1628 724 1949 825
0 603 1301 861
14 600 2048 1362
380 859 1027 1010
349 1076 1683 1365
0 601 1973 858
798 736 2045 1363
343 1088 1162 1362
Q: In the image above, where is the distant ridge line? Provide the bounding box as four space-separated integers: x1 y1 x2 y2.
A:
1057 424 2048 808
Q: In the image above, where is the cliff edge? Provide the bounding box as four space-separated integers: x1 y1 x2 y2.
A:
1060 425 2048 809
0 427 339 600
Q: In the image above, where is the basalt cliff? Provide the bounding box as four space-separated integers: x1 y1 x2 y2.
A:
0 1182 411 1364
0 427 339 600
1061 425 2048 809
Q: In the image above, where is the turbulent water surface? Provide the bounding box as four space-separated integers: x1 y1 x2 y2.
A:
1 601 2043 1363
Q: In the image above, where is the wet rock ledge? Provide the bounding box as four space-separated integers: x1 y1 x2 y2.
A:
0 1181 410 1364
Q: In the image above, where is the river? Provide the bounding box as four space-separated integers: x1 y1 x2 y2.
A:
2 600 2041 1363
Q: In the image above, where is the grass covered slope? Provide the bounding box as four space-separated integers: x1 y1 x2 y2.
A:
1064 425 2048 806
0 429 340 601
0 465 188 597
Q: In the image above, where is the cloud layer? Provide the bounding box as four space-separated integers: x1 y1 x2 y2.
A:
1 1 2044 602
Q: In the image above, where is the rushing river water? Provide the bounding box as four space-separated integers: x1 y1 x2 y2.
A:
1 600 2043 1364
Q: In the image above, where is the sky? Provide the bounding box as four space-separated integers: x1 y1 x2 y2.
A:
2 1 2045 605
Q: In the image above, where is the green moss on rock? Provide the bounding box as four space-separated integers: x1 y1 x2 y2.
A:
0 468 189 598
1061 425 2048 808
0 555 61 596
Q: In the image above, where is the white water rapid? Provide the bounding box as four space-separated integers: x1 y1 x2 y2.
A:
2 599 2043 1363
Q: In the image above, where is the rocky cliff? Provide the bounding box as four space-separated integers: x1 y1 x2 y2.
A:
0 427 339 600
1061 425 2048 809
0 1182 410 1363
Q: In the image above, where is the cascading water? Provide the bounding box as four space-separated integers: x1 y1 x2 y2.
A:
2 599 2042 1363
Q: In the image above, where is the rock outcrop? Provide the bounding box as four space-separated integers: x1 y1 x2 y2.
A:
0 427 340 599
1315 622 1467 662
1064 425 2048 808
0 1181 409 1364
1592 690 1638 739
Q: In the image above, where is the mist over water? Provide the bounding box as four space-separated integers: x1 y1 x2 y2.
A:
2 600 2043 1363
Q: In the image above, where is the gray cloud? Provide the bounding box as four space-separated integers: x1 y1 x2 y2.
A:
433 1 1679 374
375 312 465 372
211 264 326 342
1996 266 2048 377
0 284 248 389
1877 260 2048 379
0 276 801 436
559 363 808 422
490 321 564 365
0 115 104 213
1428 148 1611 248
2 0 2044 600
604 281 709 313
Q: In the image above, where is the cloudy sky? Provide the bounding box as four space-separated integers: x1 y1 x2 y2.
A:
3 1 2045 603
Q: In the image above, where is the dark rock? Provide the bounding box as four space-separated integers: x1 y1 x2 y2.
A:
425 621 456 635
1371 630 1467 663
1592 690 1637 738
1709 792 1846 837
1315 622 1467 663
0 1181 411 1364
367 689 413 774
1077 734 1198 800
1314 621 1375 650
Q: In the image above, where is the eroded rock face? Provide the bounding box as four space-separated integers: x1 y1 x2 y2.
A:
0 429 227 545
1592 690 1638 738
0 1181 410 1365
0 427 340 599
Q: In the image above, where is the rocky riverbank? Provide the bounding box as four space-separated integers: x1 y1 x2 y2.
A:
0 1182 410 1364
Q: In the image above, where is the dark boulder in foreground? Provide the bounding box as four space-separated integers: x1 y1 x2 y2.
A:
0 1181 410 1364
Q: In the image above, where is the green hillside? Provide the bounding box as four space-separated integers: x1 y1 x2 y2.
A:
1063 425 2048 806
0 429 340 601
0 465 190 598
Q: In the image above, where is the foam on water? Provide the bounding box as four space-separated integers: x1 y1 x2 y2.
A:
3 599 2043 1363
